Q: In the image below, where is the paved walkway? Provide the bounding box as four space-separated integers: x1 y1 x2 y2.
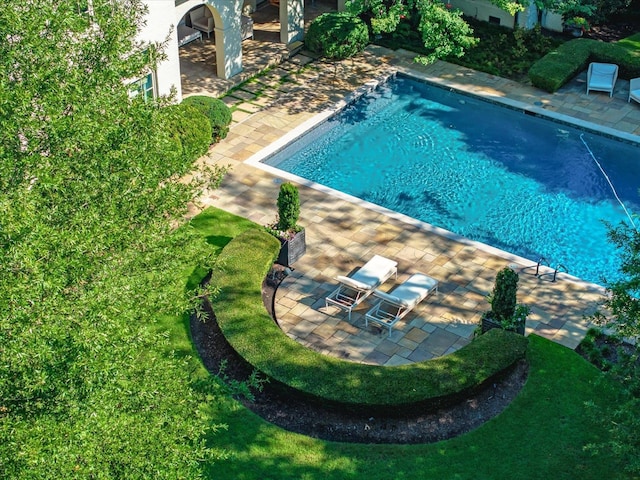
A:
179 0 334 98
190 45 639 366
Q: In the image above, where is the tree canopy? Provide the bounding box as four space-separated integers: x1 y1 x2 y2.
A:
1 1 222 477
587 220 640 475
346 0 478 63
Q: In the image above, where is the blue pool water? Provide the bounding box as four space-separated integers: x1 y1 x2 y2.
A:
264 75 640 285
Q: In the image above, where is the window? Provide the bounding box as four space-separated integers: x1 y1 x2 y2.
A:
128 73 155 101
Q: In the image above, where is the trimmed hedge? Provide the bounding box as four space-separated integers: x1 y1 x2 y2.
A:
182 95 232 142
529 37 640 93
305 12 370 60
212 229 528 408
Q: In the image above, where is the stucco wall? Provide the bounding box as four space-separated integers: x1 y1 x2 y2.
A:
449 0 564 32
541 10 564 32
139 0 182 99
449 0 516 28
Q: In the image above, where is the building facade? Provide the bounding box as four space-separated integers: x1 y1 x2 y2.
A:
136 0 307 101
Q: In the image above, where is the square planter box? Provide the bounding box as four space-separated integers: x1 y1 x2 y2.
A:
276 229 306 267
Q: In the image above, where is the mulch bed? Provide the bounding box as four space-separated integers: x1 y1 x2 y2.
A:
585 21 640 43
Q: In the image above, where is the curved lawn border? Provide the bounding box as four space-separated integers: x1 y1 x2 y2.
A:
212 228 528 408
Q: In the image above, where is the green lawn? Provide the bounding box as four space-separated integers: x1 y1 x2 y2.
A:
202 335 624 480
618 32 640 53
178 207 629 479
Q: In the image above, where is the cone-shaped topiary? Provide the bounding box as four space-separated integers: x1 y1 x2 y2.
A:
488 267 519 323
276 182 300 232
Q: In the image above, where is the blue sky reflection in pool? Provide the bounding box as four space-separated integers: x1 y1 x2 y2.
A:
264 76 640 285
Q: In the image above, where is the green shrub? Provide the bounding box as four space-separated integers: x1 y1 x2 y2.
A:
529 37 640 92
212 229 528 409
182 95 232 142
377 17 561 81
306 12 369 60
488 267 519 322
276 182 300 231
528 38 594 92
155 104 211 161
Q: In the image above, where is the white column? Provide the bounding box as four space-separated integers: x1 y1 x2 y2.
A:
280 0 304 44
209 0 243 79
541 10 564 32
215 23 242 79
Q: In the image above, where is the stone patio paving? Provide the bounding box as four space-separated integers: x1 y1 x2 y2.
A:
188 44 639 366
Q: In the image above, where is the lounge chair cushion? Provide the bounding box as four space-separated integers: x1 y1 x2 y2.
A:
335 275 372 291
366 273 439 335
376 273 438 308
589 65 616 89
325 255 398 320
370 290 411 308
587 62 618 96
350 254 398 286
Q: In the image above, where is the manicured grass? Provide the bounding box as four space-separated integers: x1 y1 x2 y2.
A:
188 207 261 253
164 207 631 478
154 207 261 389
618 32 640 52
205 335 627 480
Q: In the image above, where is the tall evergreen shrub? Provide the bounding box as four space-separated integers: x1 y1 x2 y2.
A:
488 267 519 322
276 182 300 231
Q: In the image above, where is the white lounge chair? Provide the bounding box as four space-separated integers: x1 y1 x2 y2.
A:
325 255 397 320
586 62 619 97
629 78 640 104
365 273 439 336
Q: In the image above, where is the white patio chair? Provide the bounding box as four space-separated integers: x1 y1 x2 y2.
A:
325 255 397 321
365 273 439 336
629 78 640 104
586 62 619 97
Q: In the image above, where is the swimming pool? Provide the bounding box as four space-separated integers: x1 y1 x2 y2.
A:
262 75 640 286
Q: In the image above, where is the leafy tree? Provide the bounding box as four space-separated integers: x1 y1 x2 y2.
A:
536 0 598 21
413 0 478 64
0 1 226 477
305 12 370 59
346 0 408 34
535 0 631 22
346 0 478 63
593 222 640 339
586 221 640 476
